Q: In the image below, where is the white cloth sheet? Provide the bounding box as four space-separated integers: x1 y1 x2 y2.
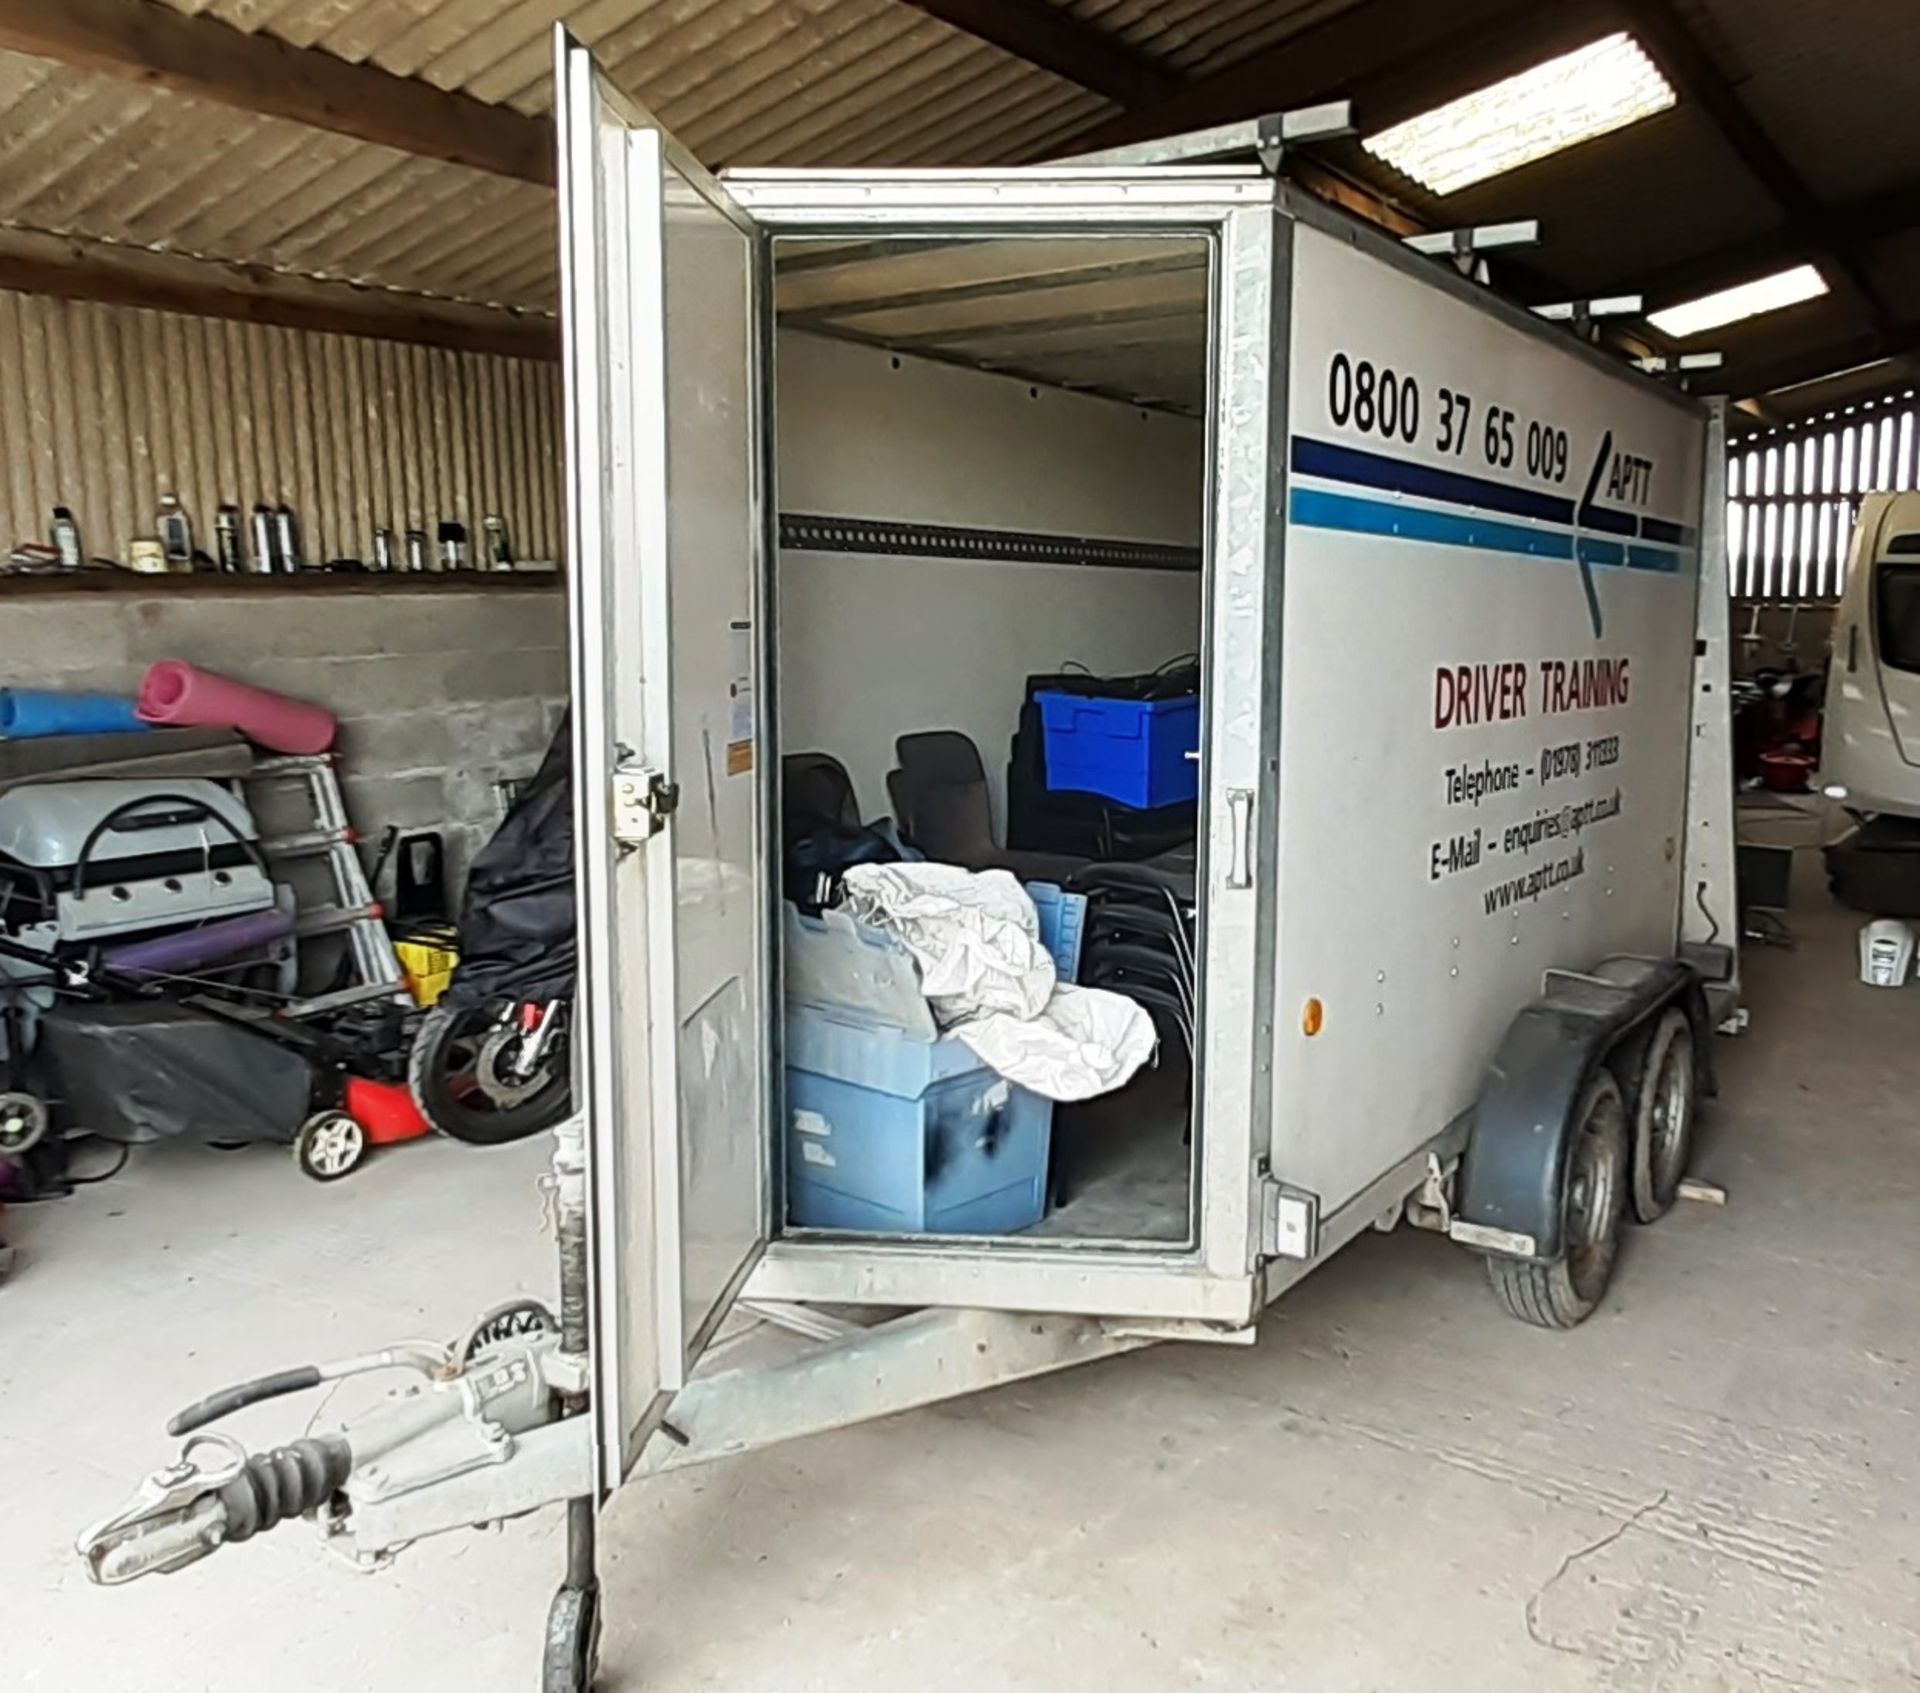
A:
839 862 1155 1102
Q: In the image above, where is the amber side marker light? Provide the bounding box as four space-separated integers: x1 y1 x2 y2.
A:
1302 997 1325 1036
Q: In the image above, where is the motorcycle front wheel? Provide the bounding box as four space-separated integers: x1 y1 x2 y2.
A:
408 999 572 1146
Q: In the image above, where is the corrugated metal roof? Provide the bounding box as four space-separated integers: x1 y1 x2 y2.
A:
1053 0 1364 77
0 47 560 311
1691 0 1916 204
0 0 1911 407
0 0 1128 314
163 0 1115 164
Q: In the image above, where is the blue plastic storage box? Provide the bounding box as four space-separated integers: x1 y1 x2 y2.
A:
1035 690 1200 809
783 881 1085 1236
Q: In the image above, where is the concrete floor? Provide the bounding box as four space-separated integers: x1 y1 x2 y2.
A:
7 865 1919 1691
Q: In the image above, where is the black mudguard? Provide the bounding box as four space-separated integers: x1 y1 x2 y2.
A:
1455 954 1717 1262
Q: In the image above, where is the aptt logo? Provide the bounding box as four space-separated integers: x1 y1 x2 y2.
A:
1572 429 1648 638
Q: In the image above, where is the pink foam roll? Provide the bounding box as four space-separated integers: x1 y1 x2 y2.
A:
136 659 337 755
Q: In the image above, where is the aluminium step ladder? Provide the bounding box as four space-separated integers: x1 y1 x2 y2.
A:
243 755 408 1016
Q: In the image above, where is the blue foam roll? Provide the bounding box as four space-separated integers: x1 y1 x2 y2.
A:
0 688 150 739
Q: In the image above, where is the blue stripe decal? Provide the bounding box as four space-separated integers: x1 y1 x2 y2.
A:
1290 488 1573 559
1290 488 1685 574
1292 433 1696 554
1291 435 1575 526
1577 499 1638 536
1640 516 1695 546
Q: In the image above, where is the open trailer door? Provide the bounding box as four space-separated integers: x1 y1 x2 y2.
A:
556 31 771 1487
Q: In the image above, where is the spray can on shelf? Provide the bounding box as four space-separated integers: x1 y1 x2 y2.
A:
214 504 244 573
404 528 429 573
482 514 513 570
157 493 194 567
273 504 304 572
437 520 469 572
49 506 82 569
250 504 278 574
371 527 396 572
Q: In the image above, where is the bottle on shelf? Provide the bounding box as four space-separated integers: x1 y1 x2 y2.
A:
483 514 514 570
250 504 278 574
49 506 82 569
273 504 304 572
157 493 194 567
215 505 244 573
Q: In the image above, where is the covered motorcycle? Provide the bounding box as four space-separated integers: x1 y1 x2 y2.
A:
407 718 575 1144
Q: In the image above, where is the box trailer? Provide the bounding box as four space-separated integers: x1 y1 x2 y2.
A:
78 34 1741 1692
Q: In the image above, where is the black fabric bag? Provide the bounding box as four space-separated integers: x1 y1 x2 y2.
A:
783 823 901 914
37 1001 315 1146
445 715 576 1008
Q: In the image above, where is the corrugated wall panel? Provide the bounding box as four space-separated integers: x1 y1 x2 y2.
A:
0 289 563 568
1729 389 1920 602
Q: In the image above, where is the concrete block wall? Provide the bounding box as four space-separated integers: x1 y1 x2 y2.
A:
4 584 569 895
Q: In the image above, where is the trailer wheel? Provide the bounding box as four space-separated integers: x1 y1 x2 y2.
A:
1486 1069 1629 1329
1631 1009 1695 1223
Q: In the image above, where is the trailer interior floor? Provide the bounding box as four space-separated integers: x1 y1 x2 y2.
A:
8 864 1918 1691
1026 1056 1191 1242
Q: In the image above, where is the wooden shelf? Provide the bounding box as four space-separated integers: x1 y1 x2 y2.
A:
0 568 560 599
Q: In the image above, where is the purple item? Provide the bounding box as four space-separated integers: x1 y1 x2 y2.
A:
100 909 295 982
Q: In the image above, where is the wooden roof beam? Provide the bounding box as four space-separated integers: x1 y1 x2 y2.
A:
0 228 559 361
0 0 554 186
895 0 1176 108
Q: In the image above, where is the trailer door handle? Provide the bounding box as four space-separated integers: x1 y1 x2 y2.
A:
1848 623 1860 672
1225 787 1254 889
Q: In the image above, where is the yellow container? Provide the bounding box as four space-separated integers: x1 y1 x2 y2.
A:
395 939 459 1007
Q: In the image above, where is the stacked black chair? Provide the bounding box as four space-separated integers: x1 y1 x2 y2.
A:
1070 854 1198 1072
1046 854 1196 1213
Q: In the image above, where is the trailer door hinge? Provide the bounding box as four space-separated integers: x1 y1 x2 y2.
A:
1258 1178 1320 1262
610 763 677 846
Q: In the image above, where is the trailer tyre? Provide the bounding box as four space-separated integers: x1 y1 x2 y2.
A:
1631 1010 1695 1223
1486 1069 1629 1329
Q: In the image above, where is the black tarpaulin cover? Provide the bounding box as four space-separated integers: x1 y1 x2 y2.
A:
446 713 576 1007
37 1001 314 1145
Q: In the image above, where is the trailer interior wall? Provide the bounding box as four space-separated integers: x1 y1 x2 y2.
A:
768 236 1211 1250
775 329 1205 822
